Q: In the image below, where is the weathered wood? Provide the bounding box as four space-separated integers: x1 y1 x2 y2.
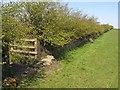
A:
9 38 41 62
10 50 37 54
36 38 41 59
21 39 37 42
24 55 35 59
10 45 35 49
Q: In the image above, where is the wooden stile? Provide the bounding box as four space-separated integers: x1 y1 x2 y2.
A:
9 38 41 62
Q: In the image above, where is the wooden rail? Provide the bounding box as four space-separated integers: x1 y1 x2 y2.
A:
10 45 35 49
10 50 37 54
9 38 41 61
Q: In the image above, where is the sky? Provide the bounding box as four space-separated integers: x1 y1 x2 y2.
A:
2 0 119 28
67 2 118 28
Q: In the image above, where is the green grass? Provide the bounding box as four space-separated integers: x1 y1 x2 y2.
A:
26 30 118 88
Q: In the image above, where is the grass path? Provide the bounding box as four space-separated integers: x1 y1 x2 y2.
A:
27 30 118 88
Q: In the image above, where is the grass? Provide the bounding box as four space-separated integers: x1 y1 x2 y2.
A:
26 29 118 88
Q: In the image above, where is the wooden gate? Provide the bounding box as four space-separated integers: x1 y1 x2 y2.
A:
9 38 41 61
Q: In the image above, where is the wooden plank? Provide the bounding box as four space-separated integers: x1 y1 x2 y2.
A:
10 45 35 49
10 50 37 54
22 39 36 41
24 55 35 58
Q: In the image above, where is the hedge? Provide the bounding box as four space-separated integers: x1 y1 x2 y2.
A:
2 2 113 60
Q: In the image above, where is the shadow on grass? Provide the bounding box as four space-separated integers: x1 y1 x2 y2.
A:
49 38 90 61
47 32 102 61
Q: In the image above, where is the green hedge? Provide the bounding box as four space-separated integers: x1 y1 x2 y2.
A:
2 2 113 60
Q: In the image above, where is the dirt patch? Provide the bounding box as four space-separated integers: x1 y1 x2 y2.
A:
45 59 60 74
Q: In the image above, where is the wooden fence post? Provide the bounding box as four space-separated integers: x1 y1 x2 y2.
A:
36 38 41 59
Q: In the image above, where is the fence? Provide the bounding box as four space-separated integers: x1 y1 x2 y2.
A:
9 38 41 62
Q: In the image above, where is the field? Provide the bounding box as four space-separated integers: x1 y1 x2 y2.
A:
26 29 118 88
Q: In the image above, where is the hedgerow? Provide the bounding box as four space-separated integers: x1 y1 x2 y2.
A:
2 2 113 61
